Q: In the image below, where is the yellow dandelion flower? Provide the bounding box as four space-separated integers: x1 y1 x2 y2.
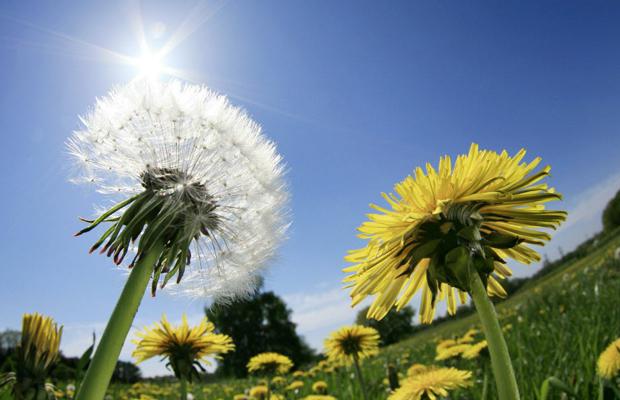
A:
304 396 337 400
435 339 457 353
324 325 380 364
233 395 249 400
292 370 306 378
435 344 472 361
407 364 429 377
344 143 566 322
312 380 328 394
388 367 473 400
20 313 63 371
597 338 620 379
271 376 287 387
132 314 234 381
249 385 268 399
286 380 304 391
462 340 488 360
458 328 479 344
5 313 63 398
247 353 294 375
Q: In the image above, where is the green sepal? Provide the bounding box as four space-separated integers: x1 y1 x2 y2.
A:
426 255 441 306
483 232 522 249
138 203 182 253
151 256 165 296
397 239 442 276
104 193 152 251
74 194 140 236
457 225 482 242
444 246 472 292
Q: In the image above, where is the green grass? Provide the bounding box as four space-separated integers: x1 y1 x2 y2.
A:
51 233 620 400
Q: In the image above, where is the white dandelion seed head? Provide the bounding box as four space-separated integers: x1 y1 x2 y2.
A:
68 79 289 301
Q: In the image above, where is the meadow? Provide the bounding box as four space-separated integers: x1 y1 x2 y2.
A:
44 231 620 400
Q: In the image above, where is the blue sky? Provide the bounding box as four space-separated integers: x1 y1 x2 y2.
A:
1 0 620 376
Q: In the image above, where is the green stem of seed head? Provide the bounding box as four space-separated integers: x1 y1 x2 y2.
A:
352 354 369 400
469 272 520 400
75 242 165 400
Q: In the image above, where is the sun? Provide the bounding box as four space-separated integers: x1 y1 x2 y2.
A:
134 50 163 79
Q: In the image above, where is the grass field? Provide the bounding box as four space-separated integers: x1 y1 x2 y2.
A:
46 232 620 399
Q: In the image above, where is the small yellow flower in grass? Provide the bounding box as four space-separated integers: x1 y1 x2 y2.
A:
271 376 287 387
458 328 479 344
286 380 304 391
249 385 268 399
435 344 472 361
435 339 457 353
304 396 337 400
462 340 488 360
597 338 620 379
388 367 473 400
344 143 566 323
233 395 248 400
324 325 379 364
132 314 234 381
247 353 294 375
293 370 306 378
312 380 328 394
407 364 429 377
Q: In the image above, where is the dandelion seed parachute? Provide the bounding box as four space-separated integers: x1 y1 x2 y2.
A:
68 79 288 301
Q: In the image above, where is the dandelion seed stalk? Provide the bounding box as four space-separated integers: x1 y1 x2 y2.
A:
470 272 519 400
68 80 287 398
76 242 163 400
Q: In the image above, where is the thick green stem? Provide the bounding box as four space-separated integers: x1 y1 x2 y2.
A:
180 378 187 400
352 355 369 400
469 273 520 400
76 243 163 400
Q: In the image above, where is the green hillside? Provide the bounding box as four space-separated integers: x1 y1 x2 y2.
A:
84 230 620 400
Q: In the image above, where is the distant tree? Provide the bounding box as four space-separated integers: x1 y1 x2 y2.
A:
355 306 415 346
205 285 315 378
112 360 142 383
0 330 19 352
603 189 620 232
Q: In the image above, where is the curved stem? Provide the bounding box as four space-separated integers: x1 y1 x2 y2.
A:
76 243 164 400
469 273 520 400
352 354 369 400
